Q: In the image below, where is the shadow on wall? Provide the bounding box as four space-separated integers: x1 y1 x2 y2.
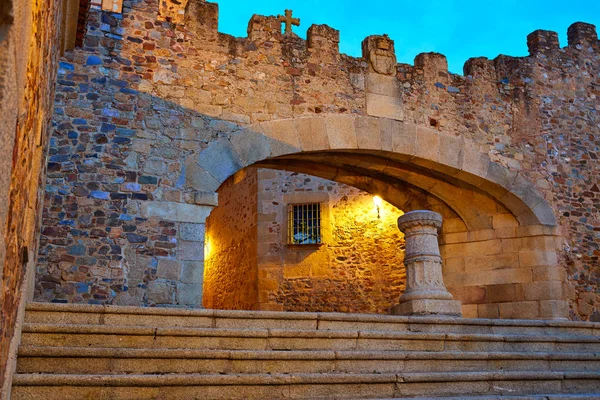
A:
0 0 12 41
39 67 462 310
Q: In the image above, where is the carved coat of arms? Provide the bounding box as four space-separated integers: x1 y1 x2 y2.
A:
363 34 397 75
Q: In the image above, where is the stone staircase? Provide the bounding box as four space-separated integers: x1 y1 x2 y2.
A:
10 302 600 399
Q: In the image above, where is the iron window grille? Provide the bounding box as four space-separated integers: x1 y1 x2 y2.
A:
287 203 322 245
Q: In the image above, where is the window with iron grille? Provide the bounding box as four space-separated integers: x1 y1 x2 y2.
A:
288 203 322 245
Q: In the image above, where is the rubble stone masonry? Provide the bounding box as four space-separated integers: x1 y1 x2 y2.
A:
257 169 407 314
35 0 600 321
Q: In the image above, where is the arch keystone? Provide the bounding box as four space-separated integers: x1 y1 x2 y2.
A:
325 114 358 149
295 117 329 151
355 116 382 150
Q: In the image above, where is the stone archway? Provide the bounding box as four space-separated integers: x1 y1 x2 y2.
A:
191 115 556 227
183 115 567 320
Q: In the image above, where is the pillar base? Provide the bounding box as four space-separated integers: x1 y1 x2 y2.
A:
391 299 463 317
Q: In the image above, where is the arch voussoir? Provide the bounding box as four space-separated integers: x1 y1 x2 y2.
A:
191 115 557 227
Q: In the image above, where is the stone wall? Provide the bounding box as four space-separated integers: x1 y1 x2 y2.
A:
0 0 62 395
256 169 406 314
203 168 259 309
34 0 600 320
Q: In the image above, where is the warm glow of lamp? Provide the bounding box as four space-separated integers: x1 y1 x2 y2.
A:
373 196 383 207
204 236 211 260
373 196 382 219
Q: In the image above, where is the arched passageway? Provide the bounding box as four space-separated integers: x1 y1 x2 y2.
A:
190 115 565 320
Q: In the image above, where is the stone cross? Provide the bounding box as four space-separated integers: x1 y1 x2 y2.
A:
391 210 462 316
277 9 300 34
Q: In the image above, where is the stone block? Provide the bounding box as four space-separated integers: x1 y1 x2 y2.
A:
493 213 518 229
193 191 218 206
447 266 532 288
178 240 205 261
437 134 464 170
391 122 416 156
458 142 490 181
441 218 468 233
519 250 558 267
486 161 518 190
454 286 486 304
366 73 400 97
486 284 521 303
499 300 539 319
531 201 558 226
355 116 381 150
197 138 243 183
522 281 564 301
102 0 123 13
181 261 204 284
532 265 567 282
326 115 357 149
230 128 271 165
477 303 499 319
366 92 404 121
415 126 440 162
179 223 206 241
461 304 478 318
391 299 462 316
184 161 221 193
157 259 182 280
141 201 212 224
441 232 468 245
193 103 222 118
147 280 175 305
295 117 329 151
442 256 464 273
259 119 301 157
463 252 519 272
539 300 569 320
176 283 203 306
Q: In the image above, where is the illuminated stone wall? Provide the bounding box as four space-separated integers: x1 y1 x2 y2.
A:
256 169 406 314
203 168 259 310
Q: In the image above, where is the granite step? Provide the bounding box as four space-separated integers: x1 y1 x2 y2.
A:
374 396 600 400
20 323 600 352
11 371 600 399
17 346 600 375
24 302 600 336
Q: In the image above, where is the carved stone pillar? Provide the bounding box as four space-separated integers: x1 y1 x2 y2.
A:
392 210 462 316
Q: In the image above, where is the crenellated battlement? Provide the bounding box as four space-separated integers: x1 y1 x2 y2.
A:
143 0 600 80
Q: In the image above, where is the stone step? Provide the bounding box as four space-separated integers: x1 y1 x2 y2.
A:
11 371 600 399
20 323 600 352
17 346 600 375
24 302 600 336
376 396 600 400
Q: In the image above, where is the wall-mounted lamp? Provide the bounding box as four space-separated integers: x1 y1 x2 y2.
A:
373 196 382 219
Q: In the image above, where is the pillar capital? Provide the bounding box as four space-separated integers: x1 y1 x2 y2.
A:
398 210 442 231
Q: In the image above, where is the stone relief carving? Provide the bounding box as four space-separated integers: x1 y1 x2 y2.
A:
364 34 397 75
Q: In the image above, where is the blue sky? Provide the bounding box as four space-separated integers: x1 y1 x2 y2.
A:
215 0 600 74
